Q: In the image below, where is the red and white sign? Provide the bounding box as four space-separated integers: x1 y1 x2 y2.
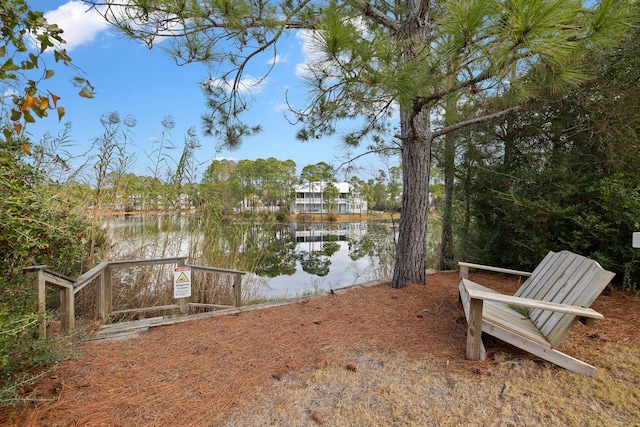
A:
173 266 191 298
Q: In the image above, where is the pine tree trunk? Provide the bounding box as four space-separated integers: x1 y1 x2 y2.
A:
393 112 432 288
391 0 433 288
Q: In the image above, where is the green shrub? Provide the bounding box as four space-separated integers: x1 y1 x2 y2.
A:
0 145 95 405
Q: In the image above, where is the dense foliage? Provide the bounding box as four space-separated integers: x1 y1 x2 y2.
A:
458 22 640 290
0 0 94 136
0 145 95 391
0 0 96 404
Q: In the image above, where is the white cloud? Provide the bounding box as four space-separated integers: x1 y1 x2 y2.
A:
267 53 290 66
294 29 327 78
44 1 110 51
269 100 289 112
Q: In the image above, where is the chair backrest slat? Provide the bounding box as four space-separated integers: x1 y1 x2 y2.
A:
514 250 614 348
515 251 567 300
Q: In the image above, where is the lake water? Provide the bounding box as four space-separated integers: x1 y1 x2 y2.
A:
104 214 396 299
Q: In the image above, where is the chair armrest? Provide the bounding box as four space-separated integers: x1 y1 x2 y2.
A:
462 280 603 319
458 261 532 279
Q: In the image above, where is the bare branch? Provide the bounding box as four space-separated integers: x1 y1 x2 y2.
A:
431 106 521 139
335 145 400 172
350 0 401 33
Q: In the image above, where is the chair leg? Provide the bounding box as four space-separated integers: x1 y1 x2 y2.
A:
466 298 485 360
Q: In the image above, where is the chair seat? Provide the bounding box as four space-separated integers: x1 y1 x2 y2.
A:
459 280 551 348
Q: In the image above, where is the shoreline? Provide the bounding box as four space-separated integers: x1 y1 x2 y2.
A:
86 209 400 223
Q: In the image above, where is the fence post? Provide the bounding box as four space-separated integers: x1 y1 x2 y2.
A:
233 273 242 307
95 266 112 322
177 258 188 314
60 286 75 331
104 266 112 318
96 270 105 321
459 264 469 281
25 268 47 339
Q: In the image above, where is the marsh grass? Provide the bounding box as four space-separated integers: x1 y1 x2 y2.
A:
97 211 276 318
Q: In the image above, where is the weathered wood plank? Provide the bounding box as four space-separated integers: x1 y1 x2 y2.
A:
187 303 233 309
187 264 247 276
60 287 75 331
461 279 550 348
481 321 598 376
458 280 487 359
233 273 242 307
535 261 600 337
524 253 613 347
23 265 75 283
42 271 74 289
482 304 550 348
107 257 189 268
543 267 614 347
74 262 109 292
109 305 180 316
35 270 46 339
458 261 531 279
516 251 571 300
459 264 469 280
464 285 603 318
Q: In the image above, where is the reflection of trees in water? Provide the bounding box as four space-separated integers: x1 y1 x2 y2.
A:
113 215 395 279
297 251 330 276
348 222 396 277
243 222 396 279
295 233 346 276
252 225 297 278
321 240 340 257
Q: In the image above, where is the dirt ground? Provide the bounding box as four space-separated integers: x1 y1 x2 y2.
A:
2 271 639 426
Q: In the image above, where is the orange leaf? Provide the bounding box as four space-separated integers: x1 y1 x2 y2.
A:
57 106 65 121
48 91 61 107
14 123 23 136
39 97 49 110
21 93 38 111
22 143 30 154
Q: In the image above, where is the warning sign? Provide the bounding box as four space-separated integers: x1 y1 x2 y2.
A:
173 267 191 298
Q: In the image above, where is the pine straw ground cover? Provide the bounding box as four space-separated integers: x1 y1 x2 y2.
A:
2 272 640 426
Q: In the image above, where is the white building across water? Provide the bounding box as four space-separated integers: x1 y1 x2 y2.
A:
291 182 368 214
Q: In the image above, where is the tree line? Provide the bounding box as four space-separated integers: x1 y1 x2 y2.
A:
201 158 405 215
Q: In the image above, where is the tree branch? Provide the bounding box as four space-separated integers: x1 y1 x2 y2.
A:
431 106 521 139
350 0 401 33
335 145 400 172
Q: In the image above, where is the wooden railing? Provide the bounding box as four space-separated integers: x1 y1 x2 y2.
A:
24 258 247 338
23 266 76 338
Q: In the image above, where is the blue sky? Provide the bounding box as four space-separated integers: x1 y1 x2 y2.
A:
24 0 396 181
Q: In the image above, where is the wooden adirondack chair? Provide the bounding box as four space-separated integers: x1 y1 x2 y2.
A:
458 250 615 376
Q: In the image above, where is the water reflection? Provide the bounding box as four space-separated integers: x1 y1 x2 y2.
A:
105 214 396 299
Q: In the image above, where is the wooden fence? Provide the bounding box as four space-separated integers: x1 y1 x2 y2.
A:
24 257 246 338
